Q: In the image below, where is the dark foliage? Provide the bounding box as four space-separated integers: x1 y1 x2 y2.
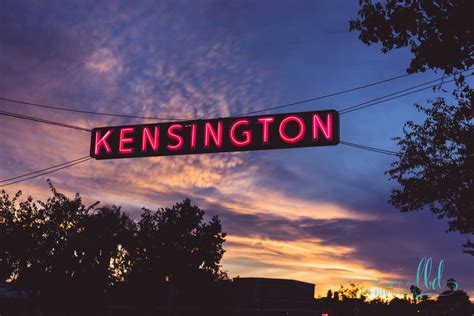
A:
1 184 473 315
387 81 473 252
350 0 473 74
317 284 472 316
0 182 227 314
350 0 474 254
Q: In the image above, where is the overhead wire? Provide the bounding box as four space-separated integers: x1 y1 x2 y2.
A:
0 156 90 184
0 158 93 188
0 96 189 121
339 76 472 115
339 141 398 156
235 73 414 116
2 69 470 128
0 72 416 121
1 73 464 134
0 140 397 188
236 69 470 117
0 140 395 188
0 110 92 132
4 71 466 185
1 74 458 132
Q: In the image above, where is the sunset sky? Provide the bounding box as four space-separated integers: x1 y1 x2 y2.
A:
1 1 473 298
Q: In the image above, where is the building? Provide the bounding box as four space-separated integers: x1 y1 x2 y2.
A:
230 277 321 316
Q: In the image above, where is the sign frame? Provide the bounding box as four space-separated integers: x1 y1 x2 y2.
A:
90 110 340 160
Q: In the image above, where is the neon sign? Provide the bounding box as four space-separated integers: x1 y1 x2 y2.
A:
90 110 340 159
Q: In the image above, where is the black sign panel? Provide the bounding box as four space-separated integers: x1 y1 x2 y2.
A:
90 110 340 160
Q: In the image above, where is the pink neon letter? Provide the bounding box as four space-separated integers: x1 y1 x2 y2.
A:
230 119 251 147
279 116 305 144
258 117 274 144
312 113 333 141
142 127 159 151
190 124 197 149
119 127 135 154
94 130 112 155
167 124 183 151
204 122 223 148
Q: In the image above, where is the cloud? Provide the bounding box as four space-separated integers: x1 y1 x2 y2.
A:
86 48 123 74
1 0 473 300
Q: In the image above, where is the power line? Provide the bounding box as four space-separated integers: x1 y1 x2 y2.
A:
0 73 457 133
235 73 414 116
339 77 455 114
0 97 189 121
0 110 92 132
339 141 398 156
0 141 398 189
0 78 447 174
339 76 472 115
0 158 93 188
0 73 415 121
0 112 93 187
2 70 469 133
0 141 397 188
3 72 463 185
239 70 471 117
0 109 402 158
0 75 461 172
0 156 90 184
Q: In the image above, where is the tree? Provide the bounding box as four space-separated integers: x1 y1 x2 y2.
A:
327 289 333 299
0 180 101 310
0 181 139 311
437 290 472 316
410 285 422 302
339 283 368 300
35 181 97 308
136 198 226 282
127 198 227 309
1 184 228 313
350 0 473 254
387 84 473 252
72 206 136 309
0 190 43 289
349 0 472 75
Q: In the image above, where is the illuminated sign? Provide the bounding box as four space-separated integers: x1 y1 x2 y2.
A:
90 110 339 159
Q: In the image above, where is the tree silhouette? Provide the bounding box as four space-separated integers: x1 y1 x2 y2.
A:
339 283 368 300
387 87 473 253
0 181 102 311
410 285 422 302
128 199 227 310
350 0 473 254
1 183 227 314
437 289 472 316
327 289 333 299
0 189 43 293
2 182 472 314
349 0 472 74
70 206 136 311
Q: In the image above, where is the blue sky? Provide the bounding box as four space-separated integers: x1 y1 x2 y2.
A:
1 0 472 298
